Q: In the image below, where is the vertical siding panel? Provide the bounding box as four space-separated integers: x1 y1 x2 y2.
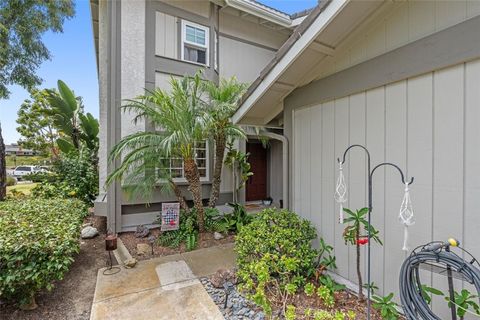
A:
366 20 386 59
384 81 407 298
385 2 409 51
406 73 434 292
301 108 312 220
348 92 367 282
155 12 166 57
408 1 435 41
164 14 177 59
435 0 467 31
322 102 336 247
467 0 480 18
464 60 480 279
366 87 386 294
334 97 350 279
310 106 323 236
293 109 301 213
293 108 309 217
432 64 464 315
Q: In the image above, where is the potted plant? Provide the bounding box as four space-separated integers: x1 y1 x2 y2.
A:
262 196 273 206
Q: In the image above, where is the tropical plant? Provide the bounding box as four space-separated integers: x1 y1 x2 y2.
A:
317 285 335 308
372 293 400 320
45 80 98 155
319 274 345 295
16 89 59 156
107 73 210 230
203 77 247 207
342 207 382 300
0 0 74 201
0 198 86 307
224 142 253 202
445 289 480 320
205 202 253 233
304 283 315 296
236 208 318 315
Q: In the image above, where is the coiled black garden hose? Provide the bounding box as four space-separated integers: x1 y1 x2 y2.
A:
399 241 480 320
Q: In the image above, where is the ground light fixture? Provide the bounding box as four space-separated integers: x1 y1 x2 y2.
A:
103 230 121 275
335 144 414 320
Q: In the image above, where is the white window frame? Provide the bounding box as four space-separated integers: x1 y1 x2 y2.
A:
158 141 210 183
181 20 209 67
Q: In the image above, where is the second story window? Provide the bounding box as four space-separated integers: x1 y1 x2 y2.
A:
181 20 209 66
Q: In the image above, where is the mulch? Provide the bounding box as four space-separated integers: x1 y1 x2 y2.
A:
119 228 236 261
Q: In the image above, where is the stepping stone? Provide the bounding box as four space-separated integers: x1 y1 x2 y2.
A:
155 260 200 290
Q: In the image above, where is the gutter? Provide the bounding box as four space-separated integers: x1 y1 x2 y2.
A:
225 0 292 27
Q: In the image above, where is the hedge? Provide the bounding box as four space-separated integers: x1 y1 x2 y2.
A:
0 198 87 306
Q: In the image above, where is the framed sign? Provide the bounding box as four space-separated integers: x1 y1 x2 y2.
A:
161 202 180 231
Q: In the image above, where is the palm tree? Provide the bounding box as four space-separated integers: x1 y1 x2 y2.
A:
106 73 210 231
203 77 247 207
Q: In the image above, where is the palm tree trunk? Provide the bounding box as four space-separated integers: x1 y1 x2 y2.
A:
169 179 189 212
356 225 364 300
209 133 226 208
0 125 6 201
184 157 205 232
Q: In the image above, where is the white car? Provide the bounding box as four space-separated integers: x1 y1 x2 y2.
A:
12 165 41 180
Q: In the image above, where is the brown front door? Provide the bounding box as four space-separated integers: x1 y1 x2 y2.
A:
246 143 267 201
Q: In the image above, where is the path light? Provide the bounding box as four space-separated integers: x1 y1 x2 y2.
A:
103 230 121 275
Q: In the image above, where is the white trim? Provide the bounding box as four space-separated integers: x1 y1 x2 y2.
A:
181 19 210 67
232 0 349 125
225 0 292 28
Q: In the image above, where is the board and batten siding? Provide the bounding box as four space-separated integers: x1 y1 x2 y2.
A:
292 58 480 317
155 11 178 59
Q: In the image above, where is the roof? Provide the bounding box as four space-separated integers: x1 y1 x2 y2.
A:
232 0 384 125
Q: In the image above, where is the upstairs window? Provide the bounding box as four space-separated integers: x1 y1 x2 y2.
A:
158 141 209 182
181 20 209 66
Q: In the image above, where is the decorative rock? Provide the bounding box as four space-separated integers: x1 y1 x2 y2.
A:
211 268 237 288
134 225 150 238
81 226 99 239
136 243 151 256
213 232 224 240
201 275 265 320
123 258 137 268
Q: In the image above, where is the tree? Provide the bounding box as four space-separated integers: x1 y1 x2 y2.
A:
203 77 247 207
16 89 59 156
107 73 210 232
342 207 382 300
0 125 5 200
0 0 74 200
45 80 99 156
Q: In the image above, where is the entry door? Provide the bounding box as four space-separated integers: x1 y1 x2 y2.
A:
246 143 267 201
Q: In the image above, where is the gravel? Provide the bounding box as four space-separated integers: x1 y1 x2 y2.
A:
200 277 265 320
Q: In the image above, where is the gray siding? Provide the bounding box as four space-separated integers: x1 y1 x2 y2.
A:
290 58 480 318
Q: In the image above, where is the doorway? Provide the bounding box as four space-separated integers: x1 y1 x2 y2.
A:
246 142 267 201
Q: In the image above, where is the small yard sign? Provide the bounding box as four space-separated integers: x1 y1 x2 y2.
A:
161 202 180 231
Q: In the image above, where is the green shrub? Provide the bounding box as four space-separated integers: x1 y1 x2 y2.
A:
205 203 253 233
23 172 57 183
235 208 318 314
6 176 16 186
0 198 87 306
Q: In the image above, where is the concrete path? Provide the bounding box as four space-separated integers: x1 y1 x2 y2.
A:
90 243 236 320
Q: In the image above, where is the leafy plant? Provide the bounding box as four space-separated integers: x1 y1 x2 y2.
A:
205 203 253 233
6 175 16 186
363 282 380 296
0 198 86 306
319 275 345 294
372 293 399 320
304 283 315 296
315 238 337 277
317 285 335 308
445 289 480 320
285 305 296 320
420 284 444 305
156 211 198 251
224 144 253 203
235 208 318 315
342 207 383 300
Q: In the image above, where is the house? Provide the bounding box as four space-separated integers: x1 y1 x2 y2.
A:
5 144 36 156
232 0 480 316
89 0 309 233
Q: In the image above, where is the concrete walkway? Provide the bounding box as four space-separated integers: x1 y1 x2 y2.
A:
90 243 236 320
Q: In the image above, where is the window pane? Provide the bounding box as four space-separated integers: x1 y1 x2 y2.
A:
196 49 206 64
196 159 206 168
195 28 205 45
184 46 206 65
186 26 195 42
198 168 206 177
171 169 183 178
196 149 206 158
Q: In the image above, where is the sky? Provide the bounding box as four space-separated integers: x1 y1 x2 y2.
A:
0 0 317 145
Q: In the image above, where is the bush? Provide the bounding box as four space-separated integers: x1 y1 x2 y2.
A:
235 208 318 314
6 176 17 186
23 172 57 183
0 198 87 306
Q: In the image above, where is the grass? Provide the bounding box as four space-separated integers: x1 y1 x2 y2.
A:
5 155 50 168
7 183 38 196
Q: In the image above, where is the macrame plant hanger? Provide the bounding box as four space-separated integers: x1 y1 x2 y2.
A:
336 144 414 320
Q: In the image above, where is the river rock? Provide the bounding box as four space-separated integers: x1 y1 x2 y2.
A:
81 226 99 239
